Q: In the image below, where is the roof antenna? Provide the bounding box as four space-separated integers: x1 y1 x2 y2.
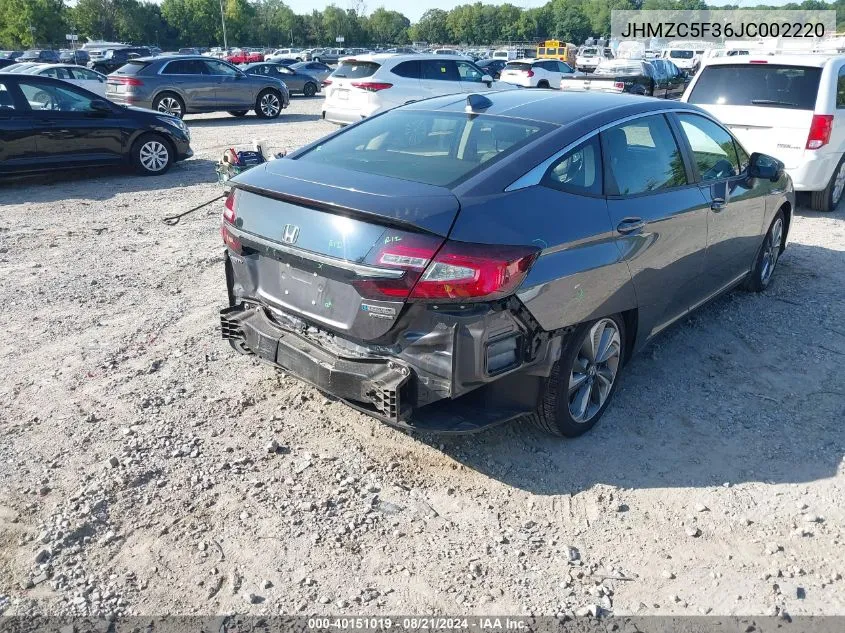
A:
465 94 493 115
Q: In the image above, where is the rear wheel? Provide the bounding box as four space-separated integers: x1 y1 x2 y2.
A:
228 110 248 117
152 92 184 119
132 133 172 176
537 80 549 88
810 155 845 211
303 82 317 97
255 89 282 119
313 56 321 63
527 315 625 437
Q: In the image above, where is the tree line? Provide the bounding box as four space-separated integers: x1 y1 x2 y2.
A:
2 0 845 51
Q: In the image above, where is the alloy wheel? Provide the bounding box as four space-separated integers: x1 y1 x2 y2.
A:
260 92 280 117
568 318 621 424
157 97 181 116
832 162 845 206
139 140 169 172
760 217 783 285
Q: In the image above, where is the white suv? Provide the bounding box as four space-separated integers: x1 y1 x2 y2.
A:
322 54 511 125
499 58 574 88
575 46 613 72
682 54 845 211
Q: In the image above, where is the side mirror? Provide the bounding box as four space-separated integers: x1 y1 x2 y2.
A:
748 152 784 182
482 73 493 87
90 99 111 113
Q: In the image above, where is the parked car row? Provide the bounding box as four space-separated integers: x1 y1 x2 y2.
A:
560 58 688 99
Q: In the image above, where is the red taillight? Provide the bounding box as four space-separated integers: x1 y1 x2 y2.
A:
806 114 833 150
613 81 625 90
409 242 539 301
322 79 332 86
113 76 143 86
353 233 442 300
221 190 241 253
524 70 535 77
222 189 237 224
351 81 393 92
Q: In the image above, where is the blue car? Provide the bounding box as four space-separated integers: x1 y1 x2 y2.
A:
219 91 792 436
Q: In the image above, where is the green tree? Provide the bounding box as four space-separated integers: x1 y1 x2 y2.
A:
367 7 409 44
411 8 448 44
0 0 67 47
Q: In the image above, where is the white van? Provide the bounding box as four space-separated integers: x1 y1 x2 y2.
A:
492 48 517 61
682 54 845 211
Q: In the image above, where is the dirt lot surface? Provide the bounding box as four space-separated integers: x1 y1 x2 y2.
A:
1 96 844 619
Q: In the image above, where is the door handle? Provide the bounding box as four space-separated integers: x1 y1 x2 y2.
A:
616 217 645 234
711 198 727 212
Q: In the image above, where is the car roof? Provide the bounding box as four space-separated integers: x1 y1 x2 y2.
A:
340 53 469 64
402 90 707 126
701 53 843 68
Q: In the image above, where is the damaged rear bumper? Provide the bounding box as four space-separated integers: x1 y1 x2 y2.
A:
220 301 561 434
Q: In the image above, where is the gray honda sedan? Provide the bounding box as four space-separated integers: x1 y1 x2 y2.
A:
106 55 290 119
220 91 792 436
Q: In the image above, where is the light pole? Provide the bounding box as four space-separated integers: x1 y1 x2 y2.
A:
218 0 229 50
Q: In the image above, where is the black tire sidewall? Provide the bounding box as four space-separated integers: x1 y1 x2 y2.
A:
304 83 317 97
549 315 627 437
255 89 281 118
748 209 785 291
153 93 184 119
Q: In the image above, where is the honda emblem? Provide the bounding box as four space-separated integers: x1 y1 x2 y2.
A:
281 224 300 244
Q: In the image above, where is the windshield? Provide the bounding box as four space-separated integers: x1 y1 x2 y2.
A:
669 50 694 59
580 48 598 56
296 110 551 187
687 64 821 110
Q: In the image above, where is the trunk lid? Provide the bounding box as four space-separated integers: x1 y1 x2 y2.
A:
324 59 380 110
226 160 460 340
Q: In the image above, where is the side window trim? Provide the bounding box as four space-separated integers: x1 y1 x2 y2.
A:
540 135 604 197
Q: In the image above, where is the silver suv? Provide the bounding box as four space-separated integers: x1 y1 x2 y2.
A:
106 55 290 119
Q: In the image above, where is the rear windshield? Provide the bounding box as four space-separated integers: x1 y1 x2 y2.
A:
669 50 694 59
505 62 531 71
332 60 379 79
113 61 150 75
687 64 821 110
297 110 551 187
580 48 598 56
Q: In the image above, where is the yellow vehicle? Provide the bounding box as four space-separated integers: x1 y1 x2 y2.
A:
536 40 577 65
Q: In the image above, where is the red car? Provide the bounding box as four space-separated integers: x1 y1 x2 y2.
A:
226 49 264 65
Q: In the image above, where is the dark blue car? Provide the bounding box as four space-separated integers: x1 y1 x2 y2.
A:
220 91 792 436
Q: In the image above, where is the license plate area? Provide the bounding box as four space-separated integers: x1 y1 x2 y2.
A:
336 89 349 100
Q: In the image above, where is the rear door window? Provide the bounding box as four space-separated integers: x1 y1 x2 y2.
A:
602 115 687 196
420 60 459 82
456 61 484 82
687 64 821 110
837 66 845 108
677 113 740 181
0 81 17 110
162 60 207 75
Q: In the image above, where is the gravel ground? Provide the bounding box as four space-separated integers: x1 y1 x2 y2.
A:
1 96 844 619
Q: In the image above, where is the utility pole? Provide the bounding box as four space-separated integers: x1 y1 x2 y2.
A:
218 0 229 50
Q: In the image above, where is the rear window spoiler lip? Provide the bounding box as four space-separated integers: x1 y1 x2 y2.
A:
226 222 405 279
232 182 448 237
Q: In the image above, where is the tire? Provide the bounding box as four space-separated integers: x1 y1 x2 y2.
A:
810 155 845 212
313 57 321 63
303 82 317 97
255 89 282 119
132 133 172 176
228 110 248 117
537 80 549 88
744 209 785 292
152 92 185 119
526 315 626 437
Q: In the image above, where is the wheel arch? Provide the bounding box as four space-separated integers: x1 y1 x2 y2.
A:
620 308 639 365
152 89 186 111
778 200 792 250
131 130 175 163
